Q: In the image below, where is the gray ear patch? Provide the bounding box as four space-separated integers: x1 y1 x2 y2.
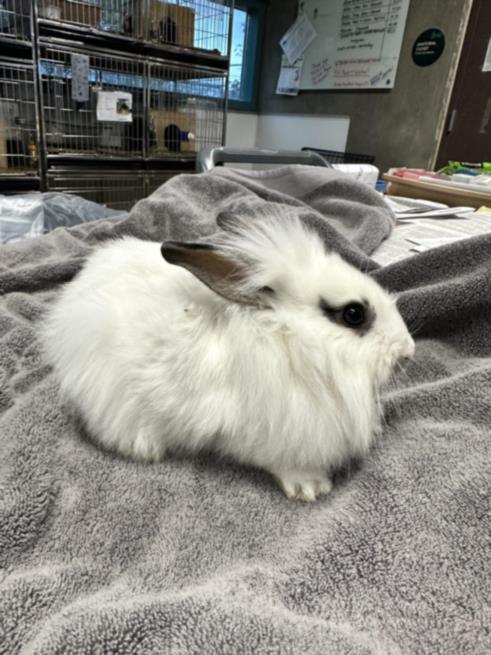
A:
161 240 267 308
161 241 214 259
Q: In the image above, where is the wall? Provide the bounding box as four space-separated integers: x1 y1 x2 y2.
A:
225 112 259 149
255 113 349 151
226 111 349 151
258 0 473 172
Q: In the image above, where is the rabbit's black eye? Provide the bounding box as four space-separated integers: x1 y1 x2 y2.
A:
320 298 372 332
342 303 366 327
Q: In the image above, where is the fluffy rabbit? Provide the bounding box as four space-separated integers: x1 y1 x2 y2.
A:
42 215 414 501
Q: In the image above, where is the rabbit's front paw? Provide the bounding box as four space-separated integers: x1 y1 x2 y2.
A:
272 470 332 502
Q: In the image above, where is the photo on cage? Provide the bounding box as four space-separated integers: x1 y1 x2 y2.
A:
116 98 131 115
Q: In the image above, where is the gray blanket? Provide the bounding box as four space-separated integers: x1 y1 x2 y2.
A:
0 166 489 654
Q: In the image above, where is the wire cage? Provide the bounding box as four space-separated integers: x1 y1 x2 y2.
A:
47 168 147 210
0 59 38 174
37 0 232 55
46 168 179 209
148 60 226 159
146 0 231 53
39 45 146 158
0 0 32 42
37 0 141 35
38 44 226 161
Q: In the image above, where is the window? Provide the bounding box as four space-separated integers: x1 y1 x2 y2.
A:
228 0 266 110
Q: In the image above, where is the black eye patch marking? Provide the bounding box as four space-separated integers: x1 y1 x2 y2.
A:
319 299 337 321
320 298 375 334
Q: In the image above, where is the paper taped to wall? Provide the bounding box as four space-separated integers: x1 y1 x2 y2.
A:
96 91 133 123
276 55 303 96
279 13 317 65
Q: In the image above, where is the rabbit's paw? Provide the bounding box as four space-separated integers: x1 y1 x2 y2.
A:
273 470 332 502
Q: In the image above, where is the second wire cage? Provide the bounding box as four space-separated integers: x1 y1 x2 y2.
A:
0 0 32 42
46 167 179 210
148 59 226 159
38 43 227 161
36 0 231 55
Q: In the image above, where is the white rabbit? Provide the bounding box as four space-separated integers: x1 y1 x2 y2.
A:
42 214 414 501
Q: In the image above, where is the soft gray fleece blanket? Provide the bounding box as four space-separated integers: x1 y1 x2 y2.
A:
0 166 489 654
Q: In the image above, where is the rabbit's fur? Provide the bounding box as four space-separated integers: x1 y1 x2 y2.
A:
42 216 414 501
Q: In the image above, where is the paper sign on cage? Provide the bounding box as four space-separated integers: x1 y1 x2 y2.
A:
71 54 90 103
96 91 133 123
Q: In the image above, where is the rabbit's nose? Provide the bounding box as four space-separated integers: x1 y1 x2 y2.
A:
401 336 416 360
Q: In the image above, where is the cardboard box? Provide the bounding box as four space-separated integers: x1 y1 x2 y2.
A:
146 2 195 48
149 109 196 155
383 173 491 210
39 0 101 29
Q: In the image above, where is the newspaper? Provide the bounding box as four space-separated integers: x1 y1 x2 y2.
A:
373 196 491 266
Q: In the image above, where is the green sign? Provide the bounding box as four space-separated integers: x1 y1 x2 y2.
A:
412 29 445 67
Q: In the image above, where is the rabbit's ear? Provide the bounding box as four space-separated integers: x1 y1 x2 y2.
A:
161 241 261 306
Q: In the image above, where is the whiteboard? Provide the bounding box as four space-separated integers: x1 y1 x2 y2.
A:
298 0 410 90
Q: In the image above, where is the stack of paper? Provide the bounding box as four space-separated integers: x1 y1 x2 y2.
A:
373 197 491 266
